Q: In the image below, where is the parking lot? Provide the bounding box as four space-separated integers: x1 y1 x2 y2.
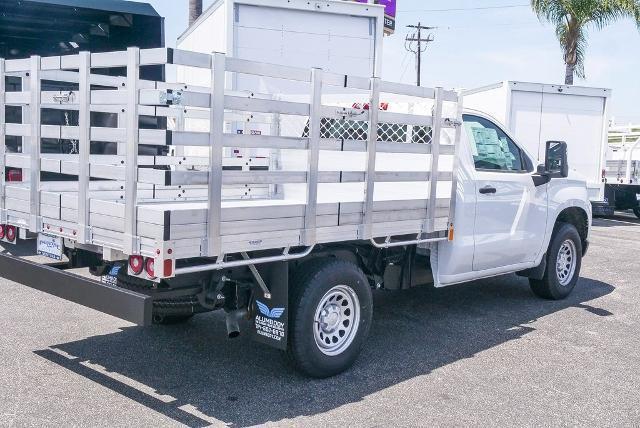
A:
1 214 639 427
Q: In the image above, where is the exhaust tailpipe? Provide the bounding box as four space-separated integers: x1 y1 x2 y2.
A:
225 308 247 339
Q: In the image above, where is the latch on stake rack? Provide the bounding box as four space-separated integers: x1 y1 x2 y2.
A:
444 118 462 127
336 106 366 119
52 91 75 104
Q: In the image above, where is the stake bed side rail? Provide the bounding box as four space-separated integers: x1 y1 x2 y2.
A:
0 47 462 278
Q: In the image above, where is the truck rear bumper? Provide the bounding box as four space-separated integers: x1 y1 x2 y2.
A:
0 252 152 326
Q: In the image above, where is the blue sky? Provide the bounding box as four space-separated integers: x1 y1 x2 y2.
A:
133 0 640 123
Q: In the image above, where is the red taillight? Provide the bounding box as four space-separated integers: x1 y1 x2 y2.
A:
144 257 156 279
6 226 16 242
602 169 606 179
163 259 173 277
7 169 22 182
129 255 144 275
0 225 5 240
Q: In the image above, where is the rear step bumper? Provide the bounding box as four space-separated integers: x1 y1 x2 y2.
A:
0 252 152 326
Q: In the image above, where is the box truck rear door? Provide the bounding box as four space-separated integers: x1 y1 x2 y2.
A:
233 3 377 92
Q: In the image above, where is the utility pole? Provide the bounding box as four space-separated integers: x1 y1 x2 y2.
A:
405 23 435 86
189 0 203 26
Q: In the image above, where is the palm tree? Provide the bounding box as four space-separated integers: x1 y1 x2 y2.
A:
531 0 640 84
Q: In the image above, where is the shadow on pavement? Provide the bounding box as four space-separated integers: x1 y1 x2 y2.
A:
593 214 640 227
35 274 614 427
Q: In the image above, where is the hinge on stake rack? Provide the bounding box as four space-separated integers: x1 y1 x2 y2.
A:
159 90 183 106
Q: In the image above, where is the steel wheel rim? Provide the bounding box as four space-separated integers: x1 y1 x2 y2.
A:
556 239 577 286
313 285 360 356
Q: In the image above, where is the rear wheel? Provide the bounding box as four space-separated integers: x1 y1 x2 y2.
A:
530 222 582 300
633 207 640 219
287 258 373 378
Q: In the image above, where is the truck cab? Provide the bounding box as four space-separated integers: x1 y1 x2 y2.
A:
436 109 591 290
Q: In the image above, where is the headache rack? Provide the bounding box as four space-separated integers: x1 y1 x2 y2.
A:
0 47 463 278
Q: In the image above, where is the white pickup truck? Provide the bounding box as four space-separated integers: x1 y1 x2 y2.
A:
0 46 591 378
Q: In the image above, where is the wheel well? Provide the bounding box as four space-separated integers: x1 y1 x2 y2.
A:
556 207 588 249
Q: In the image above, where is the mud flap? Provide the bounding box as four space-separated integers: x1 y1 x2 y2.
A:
250 262 288 350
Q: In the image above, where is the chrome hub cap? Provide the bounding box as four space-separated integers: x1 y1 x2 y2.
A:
556 239 577 286
313 285 360 356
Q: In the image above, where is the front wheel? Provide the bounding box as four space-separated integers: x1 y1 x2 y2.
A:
530 222 582 300
287 259 373 378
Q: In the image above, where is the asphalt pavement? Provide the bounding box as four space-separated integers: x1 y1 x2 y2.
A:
1 213 639 427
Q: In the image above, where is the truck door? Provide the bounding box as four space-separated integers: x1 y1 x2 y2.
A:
463 114 548 272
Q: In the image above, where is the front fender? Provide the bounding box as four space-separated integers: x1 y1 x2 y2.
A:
536 179 592 265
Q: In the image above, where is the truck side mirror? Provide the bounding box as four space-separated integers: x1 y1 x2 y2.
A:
545 141 569 178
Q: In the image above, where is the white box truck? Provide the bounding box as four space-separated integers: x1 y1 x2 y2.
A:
177 0 384 83
464 81 612 216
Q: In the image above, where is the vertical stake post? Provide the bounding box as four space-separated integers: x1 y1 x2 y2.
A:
124 47 140 254
426 87 444 233
207 52 226 257
360 77 380 240
29 56 42 232
77 52 91 244
303 68 323 246
0 59 5 224
447 91 464 229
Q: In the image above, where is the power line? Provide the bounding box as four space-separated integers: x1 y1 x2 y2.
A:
397 4 529 13
398 51 412 83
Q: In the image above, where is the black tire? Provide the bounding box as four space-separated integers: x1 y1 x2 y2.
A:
633 207 640 219
287 258 373 378
530 222 582 300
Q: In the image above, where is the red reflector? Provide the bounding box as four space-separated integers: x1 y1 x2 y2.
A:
7 169 22 182
163 259 173 277
6 226 16 242
129 255 144 275
144 257 156 279
0 225 5 240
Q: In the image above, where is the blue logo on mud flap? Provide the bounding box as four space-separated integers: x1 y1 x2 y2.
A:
256 301 285 319
102 265 121 286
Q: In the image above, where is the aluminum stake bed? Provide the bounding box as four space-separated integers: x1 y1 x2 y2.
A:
0 47 460 278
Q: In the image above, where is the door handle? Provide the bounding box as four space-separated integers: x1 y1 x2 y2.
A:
479 185 497 194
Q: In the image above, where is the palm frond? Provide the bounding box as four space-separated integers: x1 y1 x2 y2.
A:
589 0 640 30
531 0 570 23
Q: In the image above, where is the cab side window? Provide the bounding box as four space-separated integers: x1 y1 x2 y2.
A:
462 114 527 172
